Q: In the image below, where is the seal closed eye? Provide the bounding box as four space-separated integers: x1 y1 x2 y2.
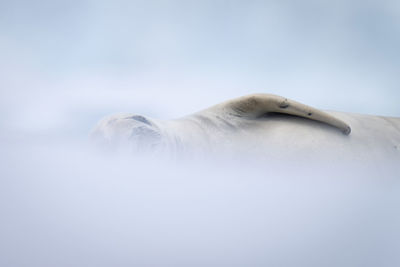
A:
127 115 152 126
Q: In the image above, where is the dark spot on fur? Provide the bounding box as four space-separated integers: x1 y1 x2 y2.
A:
127 115 151 126
279 99 289 109
343 126 351 135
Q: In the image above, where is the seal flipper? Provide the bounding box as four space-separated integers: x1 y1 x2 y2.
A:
223 94 351 135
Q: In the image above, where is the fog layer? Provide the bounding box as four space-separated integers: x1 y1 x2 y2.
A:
1 0 400 266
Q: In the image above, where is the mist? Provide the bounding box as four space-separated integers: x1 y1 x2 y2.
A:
1 0 400 266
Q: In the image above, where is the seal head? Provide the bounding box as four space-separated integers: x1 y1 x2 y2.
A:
91 113 163 153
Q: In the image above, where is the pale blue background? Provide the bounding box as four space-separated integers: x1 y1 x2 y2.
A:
1 1 399 266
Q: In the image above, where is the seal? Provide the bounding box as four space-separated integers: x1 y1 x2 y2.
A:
91 93 400 160
91 94 349 151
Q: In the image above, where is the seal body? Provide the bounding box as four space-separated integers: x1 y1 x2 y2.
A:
91 94 400 162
